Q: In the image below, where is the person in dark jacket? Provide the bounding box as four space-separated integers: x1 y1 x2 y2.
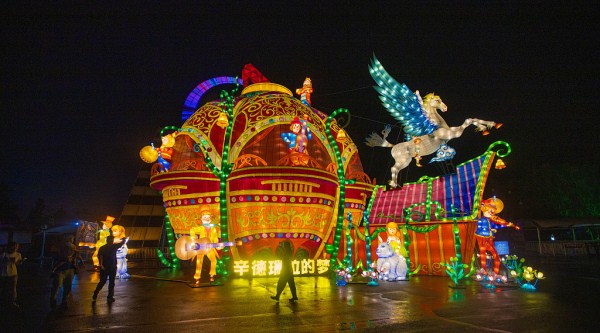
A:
92 235 123 302
270 240 298 302
50 235 79 309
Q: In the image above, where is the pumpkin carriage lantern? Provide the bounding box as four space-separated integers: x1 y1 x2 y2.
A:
143 66 375 279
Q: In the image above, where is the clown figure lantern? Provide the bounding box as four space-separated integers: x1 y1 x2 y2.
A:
112 225 130 279
281 115 312 154
475 197 516 274
92 216 115 269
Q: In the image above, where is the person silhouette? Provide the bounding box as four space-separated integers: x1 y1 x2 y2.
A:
92 235 123 303
1 242 23 308
50 235 78 309
270 240 298 302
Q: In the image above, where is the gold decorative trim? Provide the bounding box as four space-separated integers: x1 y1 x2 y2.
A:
260 180 321 192
228 168 338 184
232 229 323 240
163 191 221 202
227 197 336 207
241 83 293 96
163 185 187 200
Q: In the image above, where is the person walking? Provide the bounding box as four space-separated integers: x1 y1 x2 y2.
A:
1 242 23 308
92 235 123 303
270 240 298 302
50 235 78 309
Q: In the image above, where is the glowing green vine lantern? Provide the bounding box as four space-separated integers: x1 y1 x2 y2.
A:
156 212 180 268
363 185 383 268
325 108 350 271
343 212 353 269
201 86 240 278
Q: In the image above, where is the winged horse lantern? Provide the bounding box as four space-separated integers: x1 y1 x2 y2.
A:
366 57 502 188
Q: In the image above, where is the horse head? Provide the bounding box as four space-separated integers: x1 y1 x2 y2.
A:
423 93 447 113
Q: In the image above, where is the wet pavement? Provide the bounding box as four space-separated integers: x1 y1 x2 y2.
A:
1 256 599 332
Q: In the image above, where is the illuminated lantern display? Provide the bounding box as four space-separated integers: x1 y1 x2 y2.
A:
295 77 313 106
475 197 518 274
92 216 115 269
495 158 506 169
147 67 375 279
216 112 229 129
366 56 502 188
112 225 130 279
375 236 407 280
139 145 158 163
368 142 512 276
141 62 513 280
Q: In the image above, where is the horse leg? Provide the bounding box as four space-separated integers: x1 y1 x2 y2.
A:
470 118 497 133
389 144 412 187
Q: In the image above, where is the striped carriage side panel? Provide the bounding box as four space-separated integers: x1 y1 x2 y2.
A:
444 154 486 219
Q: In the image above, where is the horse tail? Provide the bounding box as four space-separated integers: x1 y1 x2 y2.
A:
365 132 393 148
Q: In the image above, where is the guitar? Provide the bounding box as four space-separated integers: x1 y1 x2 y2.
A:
175 235 240 260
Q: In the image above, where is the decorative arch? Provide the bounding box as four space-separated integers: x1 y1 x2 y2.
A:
181 76 243 121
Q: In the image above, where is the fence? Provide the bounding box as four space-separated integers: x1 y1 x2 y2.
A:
526 241 600 256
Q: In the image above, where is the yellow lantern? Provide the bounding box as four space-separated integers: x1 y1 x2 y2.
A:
216 112 229 129
495 158 506 169
140 146 158 163
336 129 347 142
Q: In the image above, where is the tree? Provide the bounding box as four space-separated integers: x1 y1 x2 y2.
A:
51 207 73 225
26 198 49 228
515 163 599 218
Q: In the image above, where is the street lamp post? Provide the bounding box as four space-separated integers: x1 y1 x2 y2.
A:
40 224 48 268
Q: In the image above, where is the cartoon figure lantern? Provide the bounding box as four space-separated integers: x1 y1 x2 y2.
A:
139 132 177 172
475 197 515 274
385 222 407 257
376 236 407 281
295 77 313 106
92 216 114 268
112 225 130 279
156 132 177 171
281 115 312 154
188 207 222 283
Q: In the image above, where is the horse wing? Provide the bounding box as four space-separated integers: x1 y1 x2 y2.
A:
369 56 439 137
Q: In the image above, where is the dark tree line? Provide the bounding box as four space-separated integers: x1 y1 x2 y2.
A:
488 163 599 219
0 183 77 230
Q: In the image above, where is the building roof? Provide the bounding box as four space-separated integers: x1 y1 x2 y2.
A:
517 218 600 229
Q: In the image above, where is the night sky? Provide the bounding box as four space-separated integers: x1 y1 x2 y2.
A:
3 2 598 221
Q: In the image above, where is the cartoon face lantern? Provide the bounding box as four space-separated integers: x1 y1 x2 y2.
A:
386 222 398 237
111 225 126 239
200 208 212 225
290 117 302 133
160 133 176 158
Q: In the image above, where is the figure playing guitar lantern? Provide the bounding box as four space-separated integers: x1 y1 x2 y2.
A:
188 208 222 283
174 207 239 284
